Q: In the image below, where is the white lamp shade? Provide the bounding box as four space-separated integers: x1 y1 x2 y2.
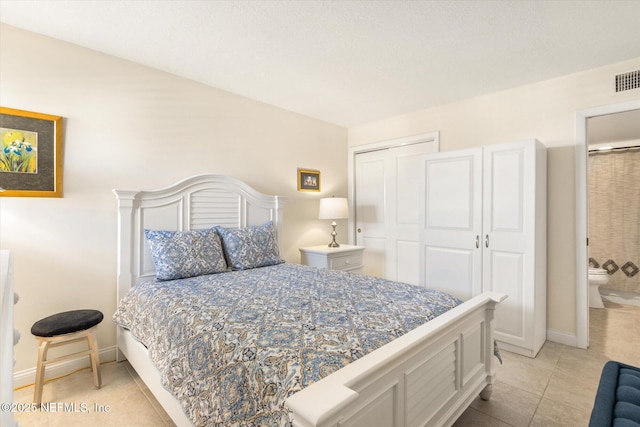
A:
318 197 349 220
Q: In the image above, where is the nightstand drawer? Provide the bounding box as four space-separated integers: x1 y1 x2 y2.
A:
329 253 362 270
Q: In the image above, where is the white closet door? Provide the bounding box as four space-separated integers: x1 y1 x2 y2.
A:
419 148 483 300
482 141 535 348
354 142 437 282
355 149 388 278
389 144 434 285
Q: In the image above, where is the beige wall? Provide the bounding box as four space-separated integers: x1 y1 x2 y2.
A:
0 25 347 373
349 57 640 341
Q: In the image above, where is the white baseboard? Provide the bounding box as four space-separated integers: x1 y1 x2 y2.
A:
13 346 117 389
546 328 578 347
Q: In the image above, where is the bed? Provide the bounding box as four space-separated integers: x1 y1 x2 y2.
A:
113 174 505 427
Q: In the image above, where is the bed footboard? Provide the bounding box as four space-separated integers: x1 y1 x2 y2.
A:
286 292 506 427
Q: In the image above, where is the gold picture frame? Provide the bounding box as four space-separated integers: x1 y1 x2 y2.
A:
297 168 320 192
0 107 63 197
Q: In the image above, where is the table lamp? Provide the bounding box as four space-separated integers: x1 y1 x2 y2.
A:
318 197 349 247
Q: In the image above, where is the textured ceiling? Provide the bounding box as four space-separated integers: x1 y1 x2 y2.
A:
1 1 640 127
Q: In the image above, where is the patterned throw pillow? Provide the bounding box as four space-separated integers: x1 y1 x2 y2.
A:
216 221 283 270
144 228 228 281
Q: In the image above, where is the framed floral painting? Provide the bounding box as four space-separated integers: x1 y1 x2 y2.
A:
0 107 63 197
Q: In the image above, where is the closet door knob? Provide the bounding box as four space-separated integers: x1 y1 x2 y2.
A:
485 234 489 248
357 228 362 233
476 235 480 248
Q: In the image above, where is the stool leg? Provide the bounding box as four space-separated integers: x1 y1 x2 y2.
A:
34 339 50 405
87 332 101 389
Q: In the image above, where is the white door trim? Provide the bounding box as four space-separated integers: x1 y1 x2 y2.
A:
348 132 440 244
575 99 640 349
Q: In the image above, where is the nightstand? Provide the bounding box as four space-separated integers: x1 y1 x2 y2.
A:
299 245 365 274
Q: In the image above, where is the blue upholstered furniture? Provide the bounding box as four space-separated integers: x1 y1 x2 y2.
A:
589 361 640 427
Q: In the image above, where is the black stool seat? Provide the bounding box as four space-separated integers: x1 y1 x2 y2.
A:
31 309 103 337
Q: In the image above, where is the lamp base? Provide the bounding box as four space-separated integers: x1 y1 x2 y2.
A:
328 221 340 247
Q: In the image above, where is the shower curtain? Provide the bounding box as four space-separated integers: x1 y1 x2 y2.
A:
588 147 640 294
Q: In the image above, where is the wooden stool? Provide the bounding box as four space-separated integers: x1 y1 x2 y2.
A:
30 309 103 405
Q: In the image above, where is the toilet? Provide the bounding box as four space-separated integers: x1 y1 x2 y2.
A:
588 268 608 308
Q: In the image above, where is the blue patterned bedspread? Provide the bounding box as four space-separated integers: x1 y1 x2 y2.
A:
113 263 461 426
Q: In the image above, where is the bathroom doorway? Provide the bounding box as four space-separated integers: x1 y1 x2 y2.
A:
587 110 640 310
576 100 640 349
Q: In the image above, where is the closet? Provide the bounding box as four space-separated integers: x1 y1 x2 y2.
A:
353 140 438 284
419 140 547 357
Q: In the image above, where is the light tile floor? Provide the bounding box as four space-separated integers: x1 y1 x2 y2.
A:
455 301 640 426
13 301 640 426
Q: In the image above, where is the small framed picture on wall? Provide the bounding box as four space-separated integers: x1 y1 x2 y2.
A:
297 168 320 192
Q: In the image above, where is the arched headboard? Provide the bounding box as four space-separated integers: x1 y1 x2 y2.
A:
113 174 287 301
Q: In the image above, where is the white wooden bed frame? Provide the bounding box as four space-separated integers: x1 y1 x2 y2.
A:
114 174 505 427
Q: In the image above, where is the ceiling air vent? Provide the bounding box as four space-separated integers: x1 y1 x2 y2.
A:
615 70 640 92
